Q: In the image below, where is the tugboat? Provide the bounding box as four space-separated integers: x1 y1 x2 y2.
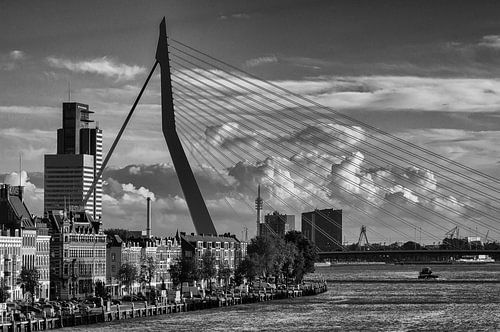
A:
418 267 439 279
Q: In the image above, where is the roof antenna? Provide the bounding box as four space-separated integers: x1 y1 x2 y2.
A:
19 152 22 187
68 81 71 101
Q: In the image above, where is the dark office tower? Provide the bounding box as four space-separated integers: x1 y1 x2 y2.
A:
301 209 342 252
45 103 103 219
260 211 295 238
57 103 93 154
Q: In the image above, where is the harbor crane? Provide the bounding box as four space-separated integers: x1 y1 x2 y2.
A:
445 226 460 239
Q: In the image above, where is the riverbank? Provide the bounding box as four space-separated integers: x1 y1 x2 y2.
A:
0 282 327 331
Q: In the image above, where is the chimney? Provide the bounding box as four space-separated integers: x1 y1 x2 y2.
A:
146 197 152 238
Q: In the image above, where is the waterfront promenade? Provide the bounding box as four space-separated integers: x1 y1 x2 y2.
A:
0 283 327 331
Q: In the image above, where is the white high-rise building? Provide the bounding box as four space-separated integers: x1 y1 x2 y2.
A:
44 102 102 219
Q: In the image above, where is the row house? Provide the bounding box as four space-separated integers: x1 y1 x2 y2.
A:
180 232 247 271
45 210 106 300
0 184 51 300
35 220 51 300
0 234 22 301
155 237 182 289
106 235 182 297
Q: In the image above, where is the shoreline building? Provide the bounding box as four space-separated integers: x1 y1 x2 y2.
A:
0 232 22 301
0 184 51 300
106 235 182 297
45 210 106 300
302 209 342 252
35 219 51 300
260 211 295 238
44 102 103 220
180 233 247 271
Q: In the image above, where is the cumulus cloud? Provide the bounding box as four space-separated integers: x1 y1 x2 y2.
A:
0 50 26 71
46 56 145 81
102 176 252 235
9 50 26 60
174 68 500 114
306 76 500 112
218 13 251 20
245 56 278 67
205 122 260 149
283 123 365 151
478 35 500 49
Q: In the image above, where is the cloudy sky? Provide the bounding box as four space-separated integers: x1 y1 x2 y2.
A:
1 0 500 243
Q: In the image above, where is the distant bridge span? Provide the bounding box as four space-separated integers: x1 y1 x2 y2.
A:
318 249 500 262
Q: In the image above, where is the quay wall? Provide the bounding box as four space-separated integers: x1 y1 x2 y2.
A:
0 283 327 332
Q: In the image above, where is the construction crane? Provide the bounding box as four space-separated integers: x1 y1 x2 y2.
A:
356 225 370 250
445 226 460 239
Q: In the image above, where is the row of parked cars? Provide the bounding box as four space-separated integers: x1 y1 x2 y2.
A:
5 297 108 319
121 294 147 302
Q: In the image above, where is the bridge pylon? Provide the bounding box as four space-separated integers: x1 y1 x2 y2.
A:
156 17 217 236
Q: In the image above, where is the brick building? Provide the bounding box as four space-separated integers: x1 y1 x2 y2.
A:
45 210 106 300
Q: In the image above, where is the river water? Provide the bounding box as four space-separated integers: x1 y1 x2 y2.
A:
63 264 500 331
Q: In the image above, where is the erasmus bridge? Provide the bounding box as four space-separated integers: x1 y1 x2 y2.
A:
83 18 500 261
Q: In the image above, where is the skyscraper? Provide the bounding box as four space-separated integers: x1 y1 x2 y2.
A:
302 209 342 252
260 211 295 238
44 102 102 219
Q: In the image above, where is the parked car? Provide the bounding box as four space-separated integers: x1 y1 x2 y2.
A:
13 312 27 321
20 305 42 315
111 299 121 305
121 295 132 302
78 304 91 314
42 305 55 317
134 294 147 301
81 299 96 308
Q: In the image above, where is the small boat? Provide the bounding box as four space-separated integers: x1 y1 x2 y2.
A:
314 261 331 267
455 255 495 264
418 267 439 279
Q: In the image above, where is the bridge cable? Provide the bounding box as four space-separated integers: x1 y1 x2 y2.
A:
170 40 500 188
170 72 500 239
173 93 444 245
169 54 500 217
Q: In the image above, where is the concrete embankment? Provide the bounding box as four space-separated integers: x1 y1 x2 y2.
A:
0 283 327 331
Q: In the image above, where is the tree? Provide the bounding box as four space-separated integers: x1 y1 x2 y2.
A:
19 267 40 304
270 238 298 284
200 251 217 292
247 236 278 279
235 257 257 285
169 256 200 294
139 256 157 290
0 278 10 303
181 256 200 286
401 241 422 250
218 263 232 291
94 279 107 298
118 263 138 294
169 259 182 290
284 231 318 282
279 242 297 286
139 256 157 303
